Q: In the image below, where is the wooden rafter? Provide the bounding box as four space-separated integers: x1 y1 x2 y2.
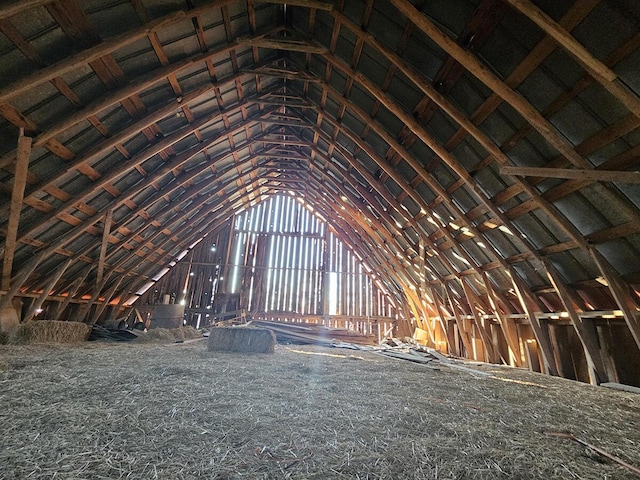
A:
500 166 640 184
504 0 640 121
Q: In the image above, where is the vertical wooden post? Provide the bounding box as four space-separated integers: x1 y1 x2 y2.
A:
429 285 455 354
544 261 607 385
96 209 113 288
23 258 74 322
321 226 330 325
460 278 499 363
589 246 640 351
430 283 459 355
444 282 475 357
508 267 559 376
78 273 111 323
91 276 124 324
51 266 91 320
107 283 132 326
0 249 47 310
2 129 32 291
482 272 522 367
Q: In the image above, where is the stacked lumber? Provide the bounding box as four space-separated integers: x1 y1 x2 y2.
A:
251 320 377 346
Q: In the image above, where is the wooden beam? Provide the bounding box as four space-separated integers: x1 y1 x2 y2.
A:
0 249 47 310
308 22 598 255
96 209 113 287
239 38 328 54
504 0 640 121
482 272 522 367
2 130 32 291
16 107 279 253
388 0 597 172
460 279 500 363
0 0 55 20
0 12 185 106
254 0 333 10
589 246 640 351
429 285 458 355
78 273 111 323
500 166 640 184
508 267 559 376
23 258 73 322
443 282 475 357
91 276 124 325
50 267 91 320
544 261 608 385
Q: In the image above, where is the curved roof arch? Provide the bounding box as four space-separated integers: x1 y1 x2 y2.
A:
0 0 638 358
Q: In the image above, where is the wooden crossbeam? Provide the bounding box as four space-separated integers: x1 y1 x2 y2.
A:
254 0 333 10
500 166 640 184
240 38 328 54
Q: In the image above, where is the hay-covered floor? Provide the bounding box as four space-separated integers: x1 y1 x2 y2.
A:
1 341 639 479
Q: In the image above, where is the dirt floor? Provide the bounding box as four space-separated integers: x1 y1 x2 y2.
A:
1 340 639 479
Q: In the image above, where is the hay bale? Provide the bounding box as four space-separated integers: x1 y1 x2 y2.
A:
10 320 90 344
208 326 275 354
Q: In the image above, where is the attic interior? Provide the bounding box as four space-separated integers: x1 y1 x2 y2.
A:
0 0 639 387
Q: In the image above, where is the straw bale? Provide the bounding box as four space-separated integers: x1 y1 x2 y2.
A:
208 326 275 353
9 320 90 344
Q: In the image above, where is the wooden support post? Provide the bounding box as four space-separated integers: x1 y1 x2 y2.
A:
460 279 500 363
50 266 91 320
23 258 73 322
430 286 462 357
482 272 522 367
0 249 47 311
508 267 559 376
429 285 458 355
96 209 113 288
91 276 124 324
321 226 330 324
543 262 607 384
78 274 111 323
589 246 640 351
444 282 475 358
404 286 435 345
112 285 132 322
2 129 32 291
